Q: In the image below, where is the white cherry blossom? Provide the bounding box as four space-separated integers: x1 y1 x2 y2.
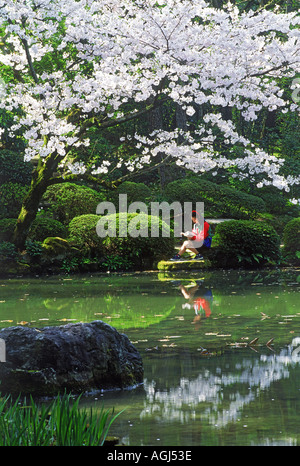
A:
0 0 299 190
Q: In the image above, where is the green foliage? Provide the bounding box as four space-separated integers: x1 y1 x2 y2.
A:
164 178 266 219
107 181 152 206
212 220 281 267
25 240 44 259
68 214 103 254
283 217 300 253
60 256 81 274
28 217 68 242
255 189 287 215
0 150 32 185
0 392 123 446
101 213 175 268
0 241 18 260
101 255 133 272
42 182 106 225
0 182 28 219
251 186 300 216
68 212 175 268
0 218 17 242
283 218 300 264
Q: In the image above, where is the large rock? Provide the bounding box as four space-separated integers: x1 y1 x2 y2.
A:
0 321 143 396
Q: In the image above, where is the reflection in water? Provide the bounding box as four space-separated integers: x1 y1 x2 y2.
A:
0 269 299 445
141 338 300 430
179 281 213 325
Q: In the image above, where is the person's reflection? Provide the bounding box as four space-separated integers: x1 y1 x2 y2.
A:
179 282 213 327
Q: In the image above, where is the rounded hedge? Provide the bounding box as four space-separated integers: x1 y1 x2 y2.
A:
283 217 300 254
107 181 152 206
99 212 175 268
42 183 106 224
68 212 175 267
28 217 68 242
164 178 266 219
212 220 281 267
68 214 103 253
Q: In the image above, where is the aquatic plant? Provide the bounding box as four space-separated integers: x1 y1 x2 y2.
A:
0 392 123 446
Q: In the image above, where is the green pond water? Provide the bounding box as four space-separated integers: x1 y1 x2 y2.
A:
0 268 299 446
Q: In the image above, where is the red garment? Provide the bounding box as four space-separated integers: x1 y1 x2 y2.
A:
193 297 211 317
191 221 210 241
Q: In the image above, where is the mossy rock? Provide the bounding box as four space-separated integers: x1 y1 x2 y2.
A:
42 237 71 256
103 436 120 446
158 271 211 282
157 259 212 271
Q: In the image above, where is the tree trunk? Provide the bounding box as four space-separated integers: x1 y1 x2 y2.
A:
13 152 60 250
13 179 47 250
148 106 166 192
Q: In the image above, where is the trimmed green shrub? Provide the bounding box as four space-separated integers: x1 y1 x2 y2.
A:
283 218 300 264
212 220 281 267
28 217 68 242
68 214 103 254
107 181 152 206
0 149 32 185
0 182 28 219
164 178 266 219
42 183 106 224
100 212 175 268
0 218 17 242
68 212 175 268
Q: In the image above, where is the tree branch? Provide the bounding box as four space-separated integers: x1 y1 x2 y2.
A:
47 155 172 190
47 173 119 189
72 96 170 141
249 61 291 78
5 16 40 84
21 37 39 84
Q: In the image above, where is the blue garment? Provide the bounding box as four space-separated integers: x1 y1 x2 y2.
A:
203 236 212 248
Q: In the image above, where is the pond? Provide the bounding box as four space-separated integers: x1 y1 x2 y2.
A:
0 268 299 446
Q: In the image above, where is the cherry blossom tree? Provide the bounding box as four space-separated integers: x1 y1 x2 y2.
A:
0 0 299 249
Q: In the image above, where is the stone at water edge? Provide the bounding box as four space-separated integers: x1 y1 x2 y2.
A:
157 259 212 271
0 320 144 396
